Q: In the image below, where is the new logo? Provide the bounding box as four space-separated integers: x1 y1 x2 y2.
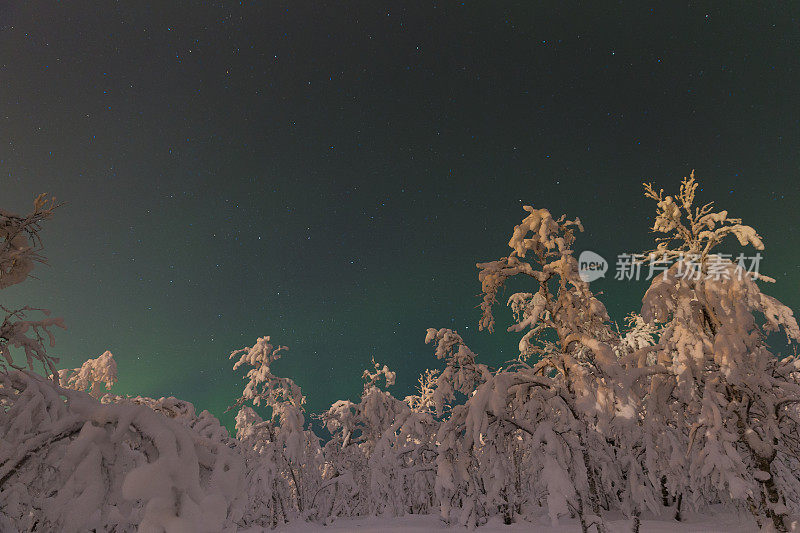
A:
578 250 608 282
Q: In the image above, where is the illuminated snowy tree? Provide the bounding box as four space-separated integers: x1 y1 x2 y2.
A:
229 336 325 526
57 350 117 399
638 174 800 532
470 205 642 532
320 358 437 518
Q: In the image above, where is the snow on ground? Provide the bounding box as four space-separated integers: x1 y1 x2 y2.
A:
273 509 760 533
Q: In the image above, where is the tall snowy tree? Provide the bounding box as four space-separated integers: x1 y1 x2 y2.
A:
471 206 639 532
229 336 326 527
637 174 800 531
422 327 493 527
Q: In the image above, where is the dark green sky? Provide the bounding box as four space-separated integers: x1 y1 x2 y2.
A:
2 3 798 427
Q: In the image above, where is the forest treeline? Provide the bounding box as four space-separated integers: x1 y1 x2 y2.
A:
2 175 800 532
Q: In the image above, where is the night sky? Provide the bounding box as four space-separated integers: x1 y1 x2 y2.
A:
3 3 799 427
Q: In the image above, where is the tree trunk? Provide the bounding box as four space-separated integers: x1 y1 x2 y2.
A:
500 487 513 525
574 496 589 533
660 476 670 507
582 447 608 533
631 509 641 533
754 458 788 533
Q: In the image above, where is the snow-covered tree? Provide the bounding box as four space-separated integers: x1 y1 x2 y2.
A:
57 350 117 399
467 204 663 532
319 358 437 518
419 327 494 527
229 336 325 527
637 174 800 531
0 194 64 379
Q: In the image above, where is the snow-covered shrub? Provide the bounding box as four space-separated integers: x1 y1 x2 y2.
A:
0 369 247 532
0 198 249 531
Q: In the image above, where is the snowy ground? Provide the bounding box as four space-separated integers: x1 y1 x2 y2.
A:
273 509 761 532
